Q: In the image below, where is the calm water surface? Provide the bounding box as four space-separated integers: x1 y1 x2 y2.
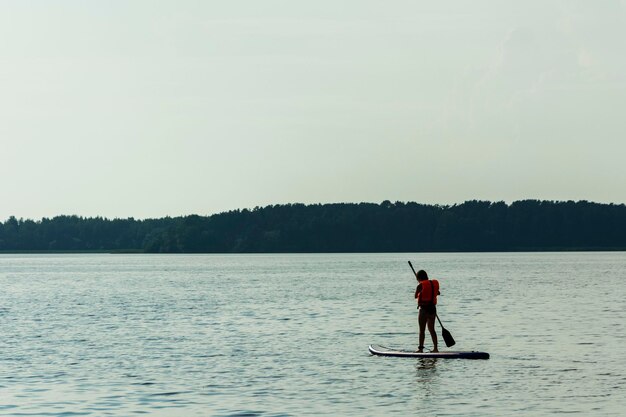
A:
0 253 625 416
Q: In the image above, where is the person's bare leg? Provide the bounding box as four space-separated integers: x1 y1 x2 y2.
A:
427 316 438 352
418 310 427 352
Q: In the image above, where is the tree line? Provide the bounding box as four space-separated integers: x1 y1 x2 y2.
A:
0 200 625 253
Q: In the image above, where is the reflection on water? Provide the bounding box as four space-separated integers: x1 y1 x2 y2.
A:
415 358 439 384
413 359 439 404
416 358 439 372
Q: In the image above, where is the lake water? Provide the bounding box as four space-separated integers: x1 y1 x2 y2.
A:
0 253 625 416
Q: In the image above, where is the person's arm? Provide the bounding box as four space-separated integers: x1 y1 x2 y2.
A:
415 283 422 301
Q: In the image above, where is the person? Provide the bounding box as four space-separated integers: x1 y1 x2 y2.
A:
414 269 440 352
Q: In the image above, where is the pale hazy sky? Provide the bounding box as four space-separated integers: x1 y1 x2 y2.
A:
1 1 625 220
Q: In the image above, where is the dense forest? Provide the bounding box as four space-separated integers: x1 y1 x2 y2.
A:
0 200 625 253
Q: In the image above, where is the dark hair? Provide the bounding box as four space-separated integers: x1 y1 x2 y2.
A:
417 270 429 281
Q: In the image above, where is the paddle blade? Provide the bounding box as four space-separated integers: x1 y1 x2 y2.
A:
441 327 456 347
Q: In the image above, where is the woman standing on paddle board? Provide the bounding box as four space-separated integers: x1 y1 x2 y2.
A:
415 269 440 352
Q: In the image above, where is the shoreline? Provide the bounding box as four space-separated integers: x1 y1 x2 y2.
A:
1 248 625 254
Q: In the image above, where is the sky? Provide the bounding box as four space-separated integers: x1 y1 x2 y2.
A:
1 1 625 220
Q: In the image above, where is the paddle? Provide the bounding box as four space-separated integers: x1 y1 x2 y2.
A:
408 261 456 348
436 315 456 347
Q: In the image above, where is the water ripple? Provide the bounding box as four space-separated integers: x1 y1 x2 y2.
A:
1 253 625 416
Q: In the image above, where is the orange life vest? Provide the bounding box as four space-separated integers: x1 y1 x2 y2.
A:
417 279 439 306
